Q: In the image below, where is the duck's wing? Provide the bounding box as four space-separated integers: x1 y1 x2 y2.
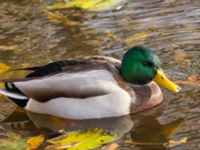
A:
14 70 120 102
1 57 122 103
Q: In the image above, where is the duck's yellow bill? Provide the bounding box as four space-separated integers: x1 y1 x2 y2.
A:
153 70 181 93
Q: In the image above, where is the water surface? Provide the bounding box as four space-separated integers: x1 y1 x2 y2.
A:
0 0 200 149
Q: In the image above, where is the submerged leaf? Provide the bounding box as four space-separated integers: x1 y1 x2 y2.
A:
45 128 115 150
26 134 44 150
47 0 126 11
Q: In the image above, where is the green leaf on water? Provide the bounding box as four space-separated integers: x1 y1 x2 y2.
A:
45 128 115 150
47 0 127 11
0 132 27 150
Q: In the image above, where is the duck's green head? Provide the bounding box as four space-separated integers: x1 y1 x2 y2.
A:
121 45 181 93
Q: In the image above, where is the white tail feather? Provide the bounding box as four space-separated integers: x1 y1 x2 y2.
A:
0 89 27 100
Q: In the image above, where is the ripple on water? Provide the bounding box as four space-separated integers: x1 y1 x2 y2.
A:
0 0 199 149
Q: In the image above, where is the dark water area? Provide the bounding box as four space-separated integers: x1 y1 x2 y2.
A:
0 0 200 149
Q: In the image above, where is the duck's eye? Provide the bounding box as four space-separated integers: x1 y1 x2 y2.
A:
142 61 154 67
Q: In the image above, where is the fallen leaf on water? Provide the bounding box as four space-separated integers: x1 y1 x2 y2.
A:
0 63 9 88
45 128 115 150
175 74 200 86
0 63 10 73
88 0 126 11
47 0 96 10
124 32 148 46
164 137 187 148
0 132 27 150
26 134 45 150
45 142 79 150
47 0 126 11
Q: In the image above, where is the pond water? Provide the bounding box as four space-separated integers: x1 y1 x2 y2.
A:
0 0 200 149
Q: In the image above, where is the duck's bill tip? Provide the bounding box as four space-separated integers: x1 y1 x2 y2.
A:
173 85 181 93
153 70 181 93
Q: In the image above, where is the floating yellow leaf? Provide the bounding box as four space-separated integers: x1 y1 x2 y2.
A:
48 0 99 10
45 128 115 150
26 134 44 150
45 142 79 150
47 0 126 11
0 63 8 87
124 32 148 46
88 0 126 11
0 63 10 73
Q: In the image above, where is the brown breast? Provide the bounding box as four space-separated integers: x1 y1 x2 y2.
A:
130 82 164 114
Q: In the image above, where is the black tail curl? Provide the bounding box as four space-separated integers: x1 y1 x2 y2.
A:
4 82 28 107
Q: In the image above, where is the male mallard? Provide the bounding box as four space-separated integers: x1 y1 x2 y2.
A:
0 46 180 119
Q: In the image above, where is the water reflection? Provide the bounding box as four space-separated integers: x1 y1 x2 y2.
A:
131 118 183 150
1 105 183 149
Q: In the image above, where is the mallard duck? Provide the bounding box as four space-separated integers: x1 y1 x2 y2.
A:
0 46 181 119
